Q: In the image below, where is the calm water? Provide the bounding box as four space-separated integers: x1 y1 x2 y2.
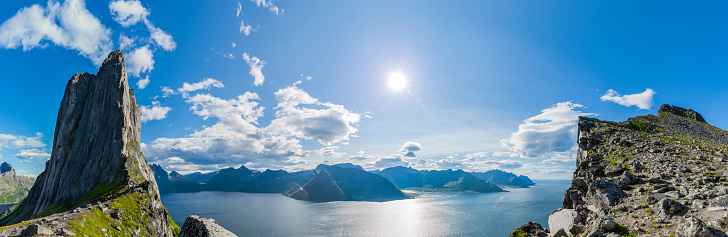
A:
161 180 570 237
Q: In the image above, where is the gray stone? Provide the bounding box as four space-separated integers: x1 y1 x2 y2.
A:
179 215 237 237
605 163 626 176
676 217 715 237
710 195 728 209
659 198 687 216
552 228 568 237
548 209 579 237
586 178 624 212
600 218 616 231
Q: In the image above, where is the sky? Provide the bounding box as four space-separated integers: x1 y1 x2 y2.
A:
1 1 727 179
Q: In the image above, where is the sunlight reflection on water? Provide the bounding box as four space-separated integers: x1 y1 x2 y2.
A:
161 180 569 237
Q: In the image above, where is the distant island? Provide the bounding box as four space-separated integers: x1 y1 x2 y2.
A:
152 162 534 201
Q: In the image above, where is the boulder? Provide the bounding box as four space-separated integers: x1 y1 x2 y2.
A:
676 217 715 237
658 198 687 216
586 178 623 212
548 209 579 236
179 215 237 237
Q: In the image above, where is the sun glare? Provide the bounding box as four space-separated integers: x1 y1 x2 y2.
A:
387 71 408 92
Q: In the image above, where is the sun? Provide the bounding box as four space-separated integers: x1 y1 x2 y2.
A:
387 70 408 92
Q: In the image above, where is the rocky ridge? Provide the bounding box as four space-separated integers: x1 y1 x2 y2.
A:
513 105 728 236
0 51 179 236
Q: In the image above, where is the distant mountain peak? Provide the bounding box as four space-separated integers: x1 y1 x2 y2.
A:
0 162 14 175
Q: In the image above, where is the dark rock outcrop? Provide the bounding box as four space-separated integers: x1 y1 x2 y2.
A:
518 105 728 236
0 51 179 236
179 215 236 237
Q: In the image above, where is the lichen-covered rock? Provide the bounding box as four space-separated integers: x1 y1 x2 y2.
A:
0 51 178 236
180 215 237 237
586 178 623 212
676 217 715 237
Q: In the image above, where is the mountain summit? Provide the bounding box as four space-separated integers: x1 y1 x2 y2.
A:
0 51 179 236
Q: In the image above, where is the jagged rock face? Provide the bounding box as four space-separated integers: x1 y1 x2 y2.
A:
0 51 176 236
179 215 237 237
546 105 728 236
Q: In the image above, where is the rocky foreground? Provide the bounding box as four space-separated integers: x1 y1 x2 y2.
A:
0 51 234 236
513 105 728 237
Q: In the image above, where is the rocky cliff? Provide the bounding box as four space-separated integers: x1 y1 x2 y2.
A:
0 51 179 236
513 105 728 236
0 162 35 204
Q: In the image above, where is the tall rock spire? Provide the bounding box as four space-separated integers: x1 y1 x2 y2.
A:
0 51 176 236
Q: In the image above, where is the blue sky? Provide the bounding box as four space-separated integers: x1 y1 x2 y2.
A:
1 1 727 179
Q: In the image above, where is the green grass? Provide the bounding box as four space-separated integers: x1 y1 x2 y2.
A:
509 229 527 237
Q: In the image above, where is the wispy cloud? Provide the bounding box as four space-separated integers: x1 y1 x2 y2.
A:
0 0 113 66
243 53 266 86
250 0 283 15
178 78 225 97
240 20 252 36
600 88 656 110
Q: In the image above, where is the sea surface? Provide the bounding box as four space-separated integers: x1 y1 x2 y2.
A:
161 179 570 237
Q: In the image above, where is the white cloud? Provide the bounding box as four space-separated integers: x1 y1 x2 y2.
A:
0 132 46 149
482 159 524 169
242 52 266 86
0 0 113 66
109 0 176 52
14 148 51 162
400 142 421 157
265 82 361 145
178 78 224 97
161 86 175 98
118 33 135 50
372 156 410 169
142 92 308 170
137 75 150 89
145 21 176 51
600 88 656 110
315 146 345 160
126 45 154 77
232 42 236 48
251 0 283 15
239 21 252 36
109 0 149 27
501 102 595 159
141 101 171 123
434 158 469 170
465 152 489 159
236 2 243 17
